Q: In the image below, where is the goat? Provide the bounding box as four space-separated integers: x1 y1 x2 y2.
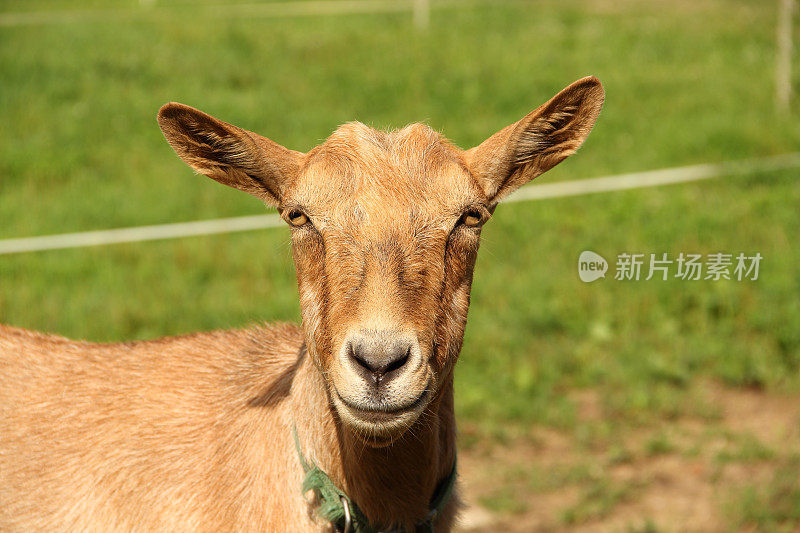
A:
0 76 604 532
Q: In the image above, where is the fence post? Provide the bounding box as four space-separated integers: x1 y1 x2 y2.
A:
776 0 796 112
413 0 430 30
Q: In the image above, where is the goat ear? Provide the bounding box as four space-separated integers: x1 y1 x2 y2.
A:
157 103 303 206
465 76 604 203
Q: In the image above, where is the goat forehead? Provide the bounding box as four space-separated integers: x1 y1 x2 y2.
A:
326 216 443 251
290 122 479 214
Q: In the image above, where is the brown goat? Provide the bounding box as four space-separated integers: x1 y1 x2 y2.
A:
0 77 604 532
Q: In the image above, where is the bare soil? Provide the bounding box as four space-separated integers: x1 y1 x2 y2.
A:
455 383 800 532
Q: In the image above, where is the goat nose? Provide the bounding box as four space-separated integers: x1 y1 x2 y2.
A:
347 334 413 385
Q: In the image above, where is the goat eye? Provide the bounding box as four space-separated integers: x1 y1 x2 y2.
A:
460 209 483 227
287 209 309 227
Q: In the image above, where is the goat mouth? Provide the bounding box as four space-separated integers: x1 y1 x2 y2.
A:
331 382 432 439
335 388 429 419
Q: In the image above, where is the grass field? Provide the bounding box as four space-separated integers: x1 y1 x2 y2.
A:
2 0 800 530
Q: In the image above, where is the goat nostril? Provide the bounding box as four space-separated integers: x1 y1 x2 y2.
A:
384 348 410 374
348 343 374 372
354 356 372 371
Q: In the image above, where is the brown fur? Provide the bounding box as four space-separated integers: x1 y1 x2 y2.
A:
0 77 603 531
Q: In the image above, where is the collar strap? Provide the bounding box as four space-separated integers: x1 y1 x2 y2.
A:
293 426 457 533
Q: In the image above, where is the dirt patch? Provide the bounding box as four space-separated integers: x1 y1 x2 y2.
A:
455 383 800 532
711 384 800 450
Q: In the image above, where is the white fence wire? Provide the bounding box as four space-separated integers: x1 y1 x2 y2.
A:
1 153 798 255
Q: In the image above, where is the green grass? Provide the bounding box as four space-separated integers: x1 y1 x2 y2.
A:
464 164 800 421
560 475 638 525
1 0 800 526
732 456 800 532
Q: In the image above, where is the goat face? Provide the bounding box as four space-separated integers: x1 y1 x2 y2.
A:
157 76 604 444
283 122 486 441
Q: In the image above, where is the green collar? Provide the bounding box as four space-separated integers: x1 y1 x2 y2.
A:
293 426 457 533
